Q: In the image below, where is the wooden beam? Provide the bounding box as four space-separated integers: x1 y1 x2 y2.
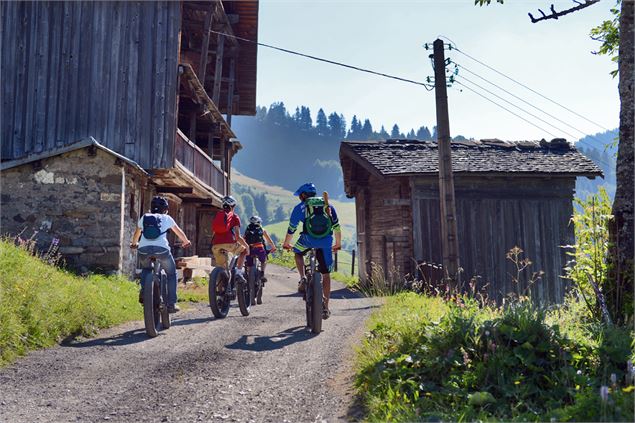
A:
197 1 215 82
157 187 194 194
212 33 225 105
226 58 235 126
189 111 197 143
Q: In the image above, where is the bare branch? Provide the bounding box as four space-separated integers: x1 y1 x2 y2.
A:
529 0 600 23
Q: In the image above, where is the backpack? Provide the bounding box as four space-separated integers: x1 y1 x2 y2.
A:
304 197 333 239
212 211 232 235
142 214 167 240
244 223 264 245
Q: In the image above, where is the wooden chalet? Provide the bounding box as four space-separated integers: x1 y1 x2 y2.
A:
340 138 603 303
0 1 259 274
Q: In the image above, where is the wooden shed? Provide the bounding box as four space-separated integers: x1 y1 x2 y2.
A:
1 1 259 273
340 138 603 303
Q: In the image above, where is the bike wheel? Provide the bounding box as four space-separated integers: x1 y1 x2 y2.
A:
256 263 264 305
143 272 160 337
237 273 252 316
310 272 323 334
248 262 258 306
160 270 170 329
209 267 230 318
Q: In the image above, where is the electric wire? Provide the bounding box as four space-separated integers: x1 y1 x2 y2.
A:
453 80 559 139
453 79 613 169
445 41 610 132
455 73 580 140
209 30 435 90
455 63 616 152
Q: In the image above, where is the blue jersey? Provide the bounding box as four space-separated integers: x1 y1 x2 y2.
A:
287 201 340 249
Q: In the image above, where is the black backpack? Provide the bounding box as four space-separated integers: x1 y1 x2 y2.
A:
142 214 168 240
244 223 264 245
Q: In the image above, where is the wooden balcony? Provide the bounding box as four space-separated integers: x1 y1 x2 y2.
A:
174 129 227 196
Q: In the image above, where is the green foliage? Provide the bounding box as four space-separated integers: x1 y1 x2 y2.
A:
590 0 621 77
0 240 142 366
355 294 634 422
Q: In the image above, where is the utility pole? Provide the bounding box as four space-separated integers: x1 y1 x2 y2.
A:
432 39 460 287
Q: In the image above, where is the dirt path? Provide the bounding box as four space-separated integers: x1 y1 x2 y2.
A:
0 264 378 422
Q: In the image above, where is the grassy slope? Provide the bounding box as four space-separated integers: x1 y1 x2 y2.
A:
0 240 142 366
356 293 635 422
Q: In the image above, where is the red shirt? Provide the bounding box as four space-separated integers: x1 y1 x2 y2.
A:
212 211 241 245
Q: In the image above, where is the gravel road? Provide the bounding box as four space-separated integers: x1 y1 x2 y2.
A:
0 264 378 423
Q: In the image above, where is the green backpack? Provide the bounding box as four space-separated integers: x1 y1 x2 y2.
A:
304 197 333 239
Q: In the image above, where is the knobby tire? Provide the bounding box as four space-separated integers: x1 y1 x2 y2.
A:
143 271 160 338
209 267 230 318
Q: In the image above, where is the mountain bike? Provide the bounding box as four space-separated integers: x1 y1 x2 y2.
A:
134 247 171 337
209 248 252 318
247 254 266 306
303 248 323 334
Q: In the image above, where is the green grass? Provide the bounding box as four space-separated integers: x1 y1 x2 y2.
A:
268 249 358 285
0 240 142 366
355 293 635 422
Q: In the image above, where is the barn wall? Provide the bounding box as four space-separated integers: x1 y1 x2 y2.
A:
361 176 414 280
412 175 576 303
0 1 181 169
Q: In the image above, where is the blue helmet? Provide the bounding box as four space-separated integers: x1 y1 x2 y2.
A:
294 182 317 197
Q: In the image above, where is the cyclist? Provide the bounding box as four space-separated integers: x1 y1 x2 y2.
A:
130 196 191 313
244 215 277 303
211 195 250 287
282 183 341 319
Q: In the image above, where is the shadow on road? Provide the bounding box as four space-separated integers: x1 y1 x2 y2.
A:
225 326 311 351
62 328 148 348
330 287 364 300
171 317 212 327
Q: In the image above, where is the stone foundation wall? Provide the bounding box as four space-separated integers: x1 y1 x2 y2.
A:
1 148 148 274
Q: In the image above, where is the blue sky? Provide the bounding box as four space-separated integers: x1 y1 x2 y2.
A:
253 0 619 143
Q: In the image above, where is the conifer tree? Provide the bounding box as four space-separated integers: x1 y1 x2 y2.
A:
316 108 328 135
391 124 401 138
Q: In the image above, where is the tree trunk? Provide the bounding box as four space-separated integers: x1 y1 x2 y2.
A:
608 0 634 323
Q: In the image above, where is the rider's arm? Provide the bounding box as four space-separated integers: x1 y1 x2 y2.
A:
283 205 303 249
234 226 250 254
263 230 277 252
130 228 142 247
330 206 342 250
170 224 192 248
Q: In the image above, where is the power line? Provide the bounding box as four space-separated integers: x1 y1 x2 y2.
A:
455 63 615 152
448 44 610 132
453 79 613 169
456 73 580 140
453 80 559 138
209 30 435 91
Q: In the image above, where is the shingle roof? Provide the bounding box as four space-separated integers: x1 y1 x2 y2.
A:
340 138 603 177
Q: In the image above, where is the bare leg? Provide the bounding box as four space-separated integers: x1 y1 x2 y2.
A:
322 273 331 309
294 253 305 279
237 250 247 269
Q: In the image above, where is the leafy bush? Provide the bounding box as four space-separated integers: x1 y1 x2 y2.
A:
0 240 141 366
356 294 634 422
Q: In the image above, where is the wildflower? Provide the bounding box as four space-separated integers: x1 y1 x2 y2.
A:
610 373 617 385
405 355 413 364
484 330 490 336
576 370 582 375
600 385 609 403
386 358 395 365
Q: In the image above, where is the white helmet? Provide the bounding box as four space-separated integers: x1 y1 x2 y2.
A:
222 195 237 208
249 215 262 225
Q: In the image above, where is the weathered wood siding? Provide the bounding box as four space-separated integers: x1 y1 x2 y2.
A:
1 1 181 169
411 176 576 303
360 176 414 279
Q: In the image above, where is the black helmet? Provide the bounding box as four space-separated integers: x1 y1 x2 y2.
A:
151 196 169 213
